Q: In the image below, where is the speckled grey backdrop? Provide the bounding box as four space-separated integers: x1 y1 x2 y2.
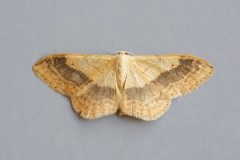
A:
0 0 239 159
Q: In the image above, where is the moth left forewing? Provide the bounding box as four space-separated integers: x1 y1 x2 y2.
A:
33 54 114 95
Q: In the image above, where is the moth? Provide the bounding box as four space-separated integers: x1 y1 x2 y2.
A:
33 51 214 121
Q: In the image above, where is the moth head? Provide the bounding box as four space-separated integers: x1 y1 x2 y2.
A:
117 51 135 56
118 51 129 55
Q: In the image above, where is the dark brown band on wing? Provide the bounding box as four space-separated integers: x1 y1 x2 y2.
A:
53 57 91 85
76 85 116 102
124 59 194 101
125 84 156 102
153 59 193 87
87 85 116 101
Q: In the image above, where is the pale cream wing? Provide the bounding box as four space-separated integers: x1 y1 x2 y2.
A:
132 54 214 98
120 54 214 121
120 59 172 121
33 54 119 119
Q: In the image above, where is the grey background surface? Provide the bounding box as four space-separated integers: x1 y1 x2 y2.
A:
0 0 239 159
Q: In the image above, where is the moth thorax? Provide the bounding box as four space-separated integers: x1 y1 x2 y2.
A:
116 54 130 90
